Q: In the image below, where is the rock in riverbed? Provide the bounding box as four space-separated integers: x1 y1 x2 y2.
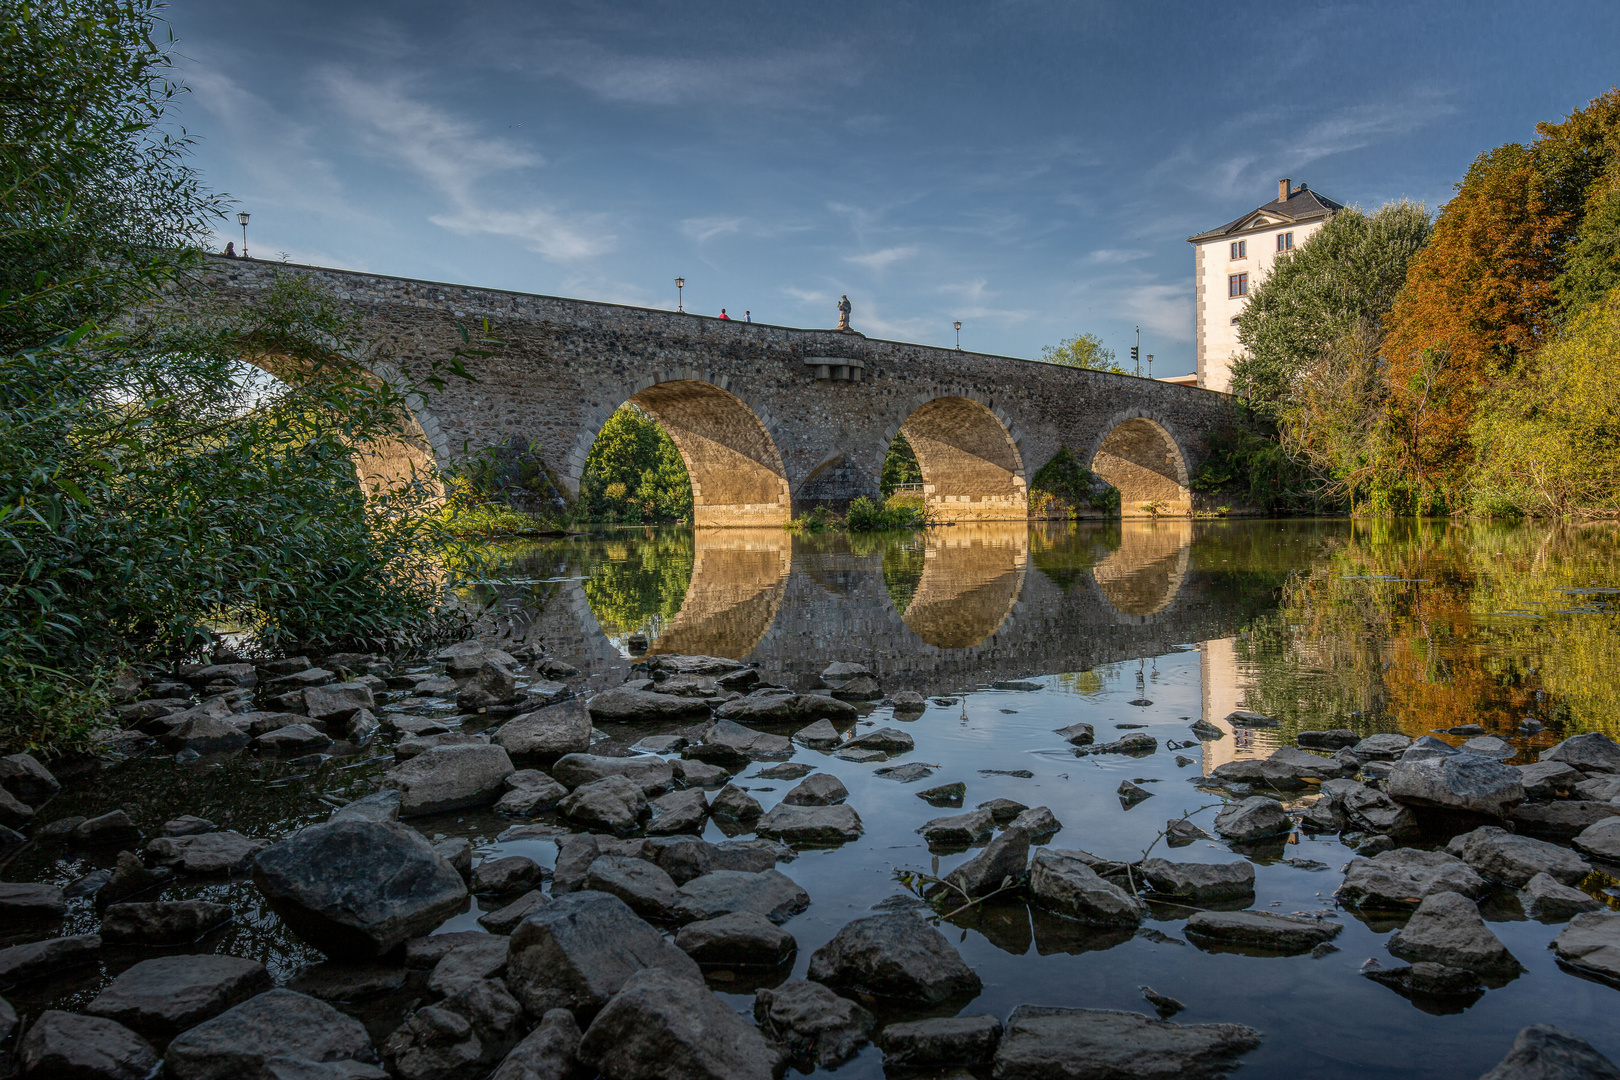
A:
493 699 592 757
881 1014 1004 1070
385 743 515 816
101 900 233 945
578 966 782 1080
757 802 862 845
676 911 795 967
1213 796 1291 841
1387 891 1522 983
1337 848 1486 909
808 913 982 1004
1478 1024 1620 1080
251 820 468 958
671 869 810 925
551 752 673 794
559 775 649 834
1523 872 1602 921
1446 825 1589 886
1541 732 1620 774
87 954 272 1042
1185 910 1342 955
1551 910 1620 987
505 890 701 1016
755 979 874 1069
990 1006 1261 1080
164 989 377 1080
18 1010 158 1080
1027 849 1145 927
1139 858 1255 902
1386 754 1525 817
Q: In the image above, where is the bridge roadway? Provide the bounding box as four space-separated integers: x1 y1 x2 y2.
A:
196 258 1236 524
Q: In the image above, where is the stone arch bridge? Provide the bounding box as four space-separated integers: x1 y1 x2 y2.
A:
199 258 1236 525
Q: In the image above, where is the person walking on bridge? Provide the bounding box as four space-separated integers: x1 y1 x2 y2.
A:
718 308 731 320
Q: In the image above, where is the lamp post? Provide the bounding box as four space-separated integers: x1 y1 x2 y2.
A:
953 321 962 350
1147 354 1154 379
237 212 250 259
675 277 685 313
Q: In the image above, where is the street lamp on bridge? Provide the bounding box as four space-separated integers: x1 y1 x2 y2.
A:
675 277 685 313
953 321 962 350
237 212 250 259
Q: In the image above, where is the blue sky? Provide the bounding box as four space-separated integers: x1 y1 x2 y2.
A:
169 0 1619 376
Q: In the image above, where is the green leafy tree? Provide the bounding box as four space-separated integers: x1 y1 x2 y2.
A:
1040 333 1123 372
879 432 922 495
1231 200 1432 418
578 405 693 523
0 2 481 753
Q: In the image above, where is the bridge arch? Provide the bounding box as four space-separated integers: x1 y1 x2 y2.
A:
564 375 791 528
1087 520 1193 623
1087 411 1192 518
885 394 1028 522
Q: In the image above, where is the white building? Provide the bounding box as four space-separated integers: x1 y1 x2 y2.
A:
1188 179 1344 392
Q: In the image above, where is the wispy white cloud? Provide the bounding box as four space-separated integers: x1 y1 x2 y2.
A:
680 217 745 243
511 39 865 108
845 245 918 271
323 72 615 261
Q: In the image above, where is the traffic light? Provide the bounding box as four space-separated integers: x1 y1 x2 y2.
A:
1130 346 1139 363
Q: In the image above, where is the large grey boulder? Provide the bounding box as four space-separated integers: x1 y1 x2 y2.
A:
1339 782 1417 835
754 979 873 1069
717 692 855 725
386 744 515 817
588 684 712 722
1211 746 1345 790
844 727 916 753
880 1015 1003 1070
381 978 525 1080
457 659 518 710
675 912 795 967
437 641 515 676
559 775 649 834
165 714 252 755
782 773 848 806
86 955 271 1042
505 890 701 1016
427 937 511 997
304 682 376 722
1551 910 1620 986
1542 732 1620 775
1 752 59 804
0 881 65 920
493 700 591 757
0 933 101 989
551 753 673 794
1351 733 1412 760
756 803 862 845
1028 849 1145 926
1572 816 1620 863
670 869 810 925
1512 801 1620 840
1515 761 1585 800
807 913 981 1004
147 831 269 875
1387 891 1522 982
584 856 678 919
18 1010 157 1080
942 826 1031 898
577 966 783 1080
1478 1024 1620 1080
990 1006 1261 1080
1446 825 1590 886
488 1008 581 1080
1185 910 1342 955
687 720 793 764
1386 755 1525 817
472 855 545 896
646 788 709 835
251 820 468 958
917 808 995 847
1523 872 1603 921
1138 858 1255 902
101 900 233 945
643 654 746 676
1213 796 1291 841
1337 848 1486 909
165 989 376 1080
496 770 568 816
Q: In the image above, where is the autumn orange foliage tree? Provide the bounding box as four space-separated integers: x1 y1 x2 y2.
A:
1378 90 1620 508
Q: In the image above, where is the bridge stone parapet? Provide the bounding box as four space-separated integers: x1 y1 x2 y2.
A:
196 258 1237 523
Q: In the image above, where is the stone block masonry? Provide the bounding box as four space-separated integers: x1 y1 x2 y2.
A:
197 258 1238 524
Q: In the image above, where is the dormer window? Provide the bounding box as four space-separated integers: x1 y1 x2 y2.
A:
1230 240 1246 260
1277 231 1294 251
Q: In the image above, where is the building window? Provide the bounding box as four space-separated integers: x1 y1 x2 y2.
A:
1229 273 1248 298
1277 231 1294 251
1229 240 1246 259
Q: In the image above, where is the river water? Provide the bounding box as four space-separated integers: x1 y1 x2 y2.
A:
8 518 1620 1077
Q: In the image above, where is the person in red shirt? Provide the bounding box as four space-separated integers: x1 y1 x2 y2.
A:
718 309 731 320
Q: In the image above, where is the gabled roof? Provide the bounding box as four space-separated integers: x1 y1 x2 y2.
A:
1187 186 1345 243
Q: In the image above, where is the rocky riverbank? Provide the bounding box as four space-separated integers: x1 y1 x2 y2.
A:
1 640 1618 1078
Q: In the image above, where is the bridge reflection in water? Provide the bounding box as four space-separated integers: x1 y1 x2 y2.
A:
501 519 1283 706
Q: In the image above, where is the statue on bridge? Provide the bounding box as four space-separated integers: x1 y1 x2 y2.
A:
836 294 852 331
